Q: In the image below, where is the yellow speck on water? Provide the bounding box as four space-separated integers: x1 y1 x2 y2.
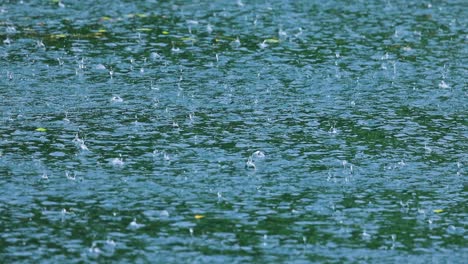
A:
194 215 204 219
136 13 148 18
264 38 279 44
101 16 112 21
50 34 67 38
97 29 107 33
35 127 47 132
433 209 443 213
137 28 152 32
162 31 169 35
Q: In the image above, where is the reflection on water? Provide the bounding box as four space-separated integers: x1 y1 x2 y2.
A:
0 0 466 262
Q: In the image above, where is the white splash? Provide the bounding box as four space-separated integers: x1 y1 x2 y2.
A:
128 218 145 229
66 171 76 180
150 52 162 60
245 150 265 170
207 24 213 34
36 40 45 49
278 28 287 39
252 150 265 159
163 152 170 161
245 157 256 170
111 95 123 103
111 154 124 166
258 40 268 49
438 80 449 89
88 242 102 257
73 134 89 151
231 37 241 48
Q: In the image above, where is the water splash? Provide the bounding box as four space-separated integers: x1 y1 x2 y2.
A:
245 157 256 170
111 95 123 103
111 154 124 166
128 218 145 230
438 80 449 89
258 40 268 49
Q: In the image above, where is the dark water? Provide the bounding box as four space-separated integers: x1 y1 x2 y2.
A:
1 0 467 262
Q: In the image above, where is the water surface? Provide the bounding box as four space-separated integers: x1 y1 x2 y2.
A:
0 0 467 263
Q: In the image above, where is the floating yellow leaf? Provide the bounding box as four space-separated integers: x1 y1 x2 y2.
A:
101 16 112 21
35 127 47 132
433 209 443 213
194 215 204 219
50 34 67 38
137 28 152 32
264 38 279 44
97 29 107 33
162 30 169 35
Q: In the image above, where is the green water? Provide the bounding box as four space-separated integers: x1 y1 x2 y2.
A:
0 0 466 263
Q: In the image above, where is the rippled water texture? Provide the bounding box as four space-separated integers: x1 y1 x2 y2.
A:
0 0 467 262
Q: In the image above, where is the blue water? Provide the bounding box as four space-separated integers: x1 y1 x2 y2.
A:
0 0 467 262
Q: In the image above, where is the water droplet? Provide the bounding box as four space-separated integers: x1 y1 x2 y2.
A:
6 26 16 34
111 96 123 103
106 239 116 247
111 155 124 166
36 40 45 49
206 24 213 34
438 80 449 89
362 231 371 240
245 157 256 170
163 152 170 161
150 52 162 60
66 171 76 180
128 218 144 229
424 144 432 153
252 150 265 159
231 37 241 48
258 40 268 49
